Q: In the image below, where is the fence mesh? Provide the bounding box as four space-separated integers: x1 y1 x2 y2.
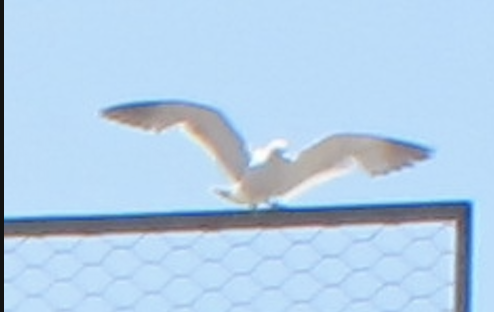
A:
4 202 471 312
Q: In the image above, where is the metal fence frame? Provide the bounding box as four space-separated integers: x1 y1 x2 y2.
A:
4 201 472 312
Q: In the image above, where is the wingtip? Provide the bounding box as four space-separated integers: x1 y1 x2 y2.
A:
422 146 434 158
370 149 432 177
413 144 434 162
99 107 115 119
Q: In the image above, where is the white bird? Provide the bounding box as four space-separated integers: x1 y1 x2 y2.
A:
102 100 431 208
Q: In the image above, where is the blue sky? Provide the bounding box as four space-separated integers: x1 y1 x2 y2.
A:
4 0 493 310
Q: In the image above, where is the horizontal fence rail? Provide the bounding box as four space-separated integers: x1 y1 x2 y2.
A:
5 201 470 236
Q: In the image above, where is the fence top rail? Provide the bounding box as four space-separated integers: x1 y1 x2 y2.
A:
4 201 471 237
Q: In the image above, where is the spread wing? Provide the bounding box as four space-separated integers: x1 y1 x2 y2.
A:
101 101 250 182
280 134 431 198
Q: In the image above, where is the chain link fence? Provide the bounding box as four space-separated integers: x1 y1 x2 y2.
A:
4 202 471 312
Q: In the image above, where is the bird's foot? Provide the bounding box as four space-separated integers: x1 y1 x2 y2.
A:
268 201 285 211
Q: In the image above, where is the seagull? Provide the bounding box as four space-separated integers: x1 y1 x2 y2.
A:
102 100 431 208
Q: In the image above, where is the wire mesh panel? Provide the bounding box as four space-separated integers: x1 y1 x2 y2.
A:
4 202 471 312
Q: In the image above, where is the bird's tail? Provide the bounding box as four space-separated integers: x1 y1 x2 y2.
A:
212 187 245 204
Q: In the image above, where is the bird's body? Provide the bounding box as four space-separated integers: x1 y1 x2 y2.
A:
223 150 290 206
102 100 431 208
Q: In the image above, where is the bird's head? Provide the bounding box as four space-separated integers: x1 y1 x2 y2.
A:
252 139 288 164
266 139 289 151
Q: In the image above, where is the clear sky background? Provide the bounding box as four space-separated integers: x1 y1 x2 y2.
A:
4 0 493 310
